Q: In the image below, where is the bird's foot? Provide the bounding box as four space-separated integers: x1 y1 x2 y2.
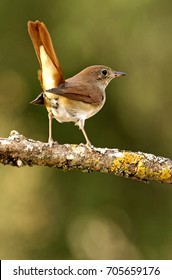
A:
85 141 94 152
48 136 56 148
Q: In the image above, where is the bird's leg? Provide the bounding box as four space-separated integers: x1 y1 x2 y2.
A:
48 111 54 147
80 127 91 147
78 119 93 150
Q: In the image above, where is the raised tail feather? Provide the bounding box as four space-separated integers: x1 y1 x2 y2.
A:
28 20 64 91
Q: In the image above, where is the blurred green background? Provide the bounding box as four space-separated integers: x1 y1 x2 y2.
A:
0 0 172 259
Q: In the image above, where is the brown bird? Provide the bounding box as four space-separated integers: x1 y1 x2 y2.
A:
28 20 126 147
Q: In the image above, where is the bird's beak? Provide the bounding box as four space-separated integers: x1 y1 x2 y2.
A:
113 71 127 78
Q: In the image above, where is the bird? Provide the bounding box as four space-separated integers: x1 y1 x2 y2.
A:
28 20 126 148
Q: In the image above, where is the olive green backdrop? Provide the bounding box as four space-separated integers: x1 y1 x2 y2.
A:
0 0 172 259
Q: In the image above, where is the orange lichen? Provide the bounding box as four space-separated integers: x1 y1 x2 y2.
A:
110 152 144 174
160 168 171 180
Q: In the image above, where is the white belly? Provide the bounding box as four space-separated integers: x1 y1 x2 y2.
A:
50 95 105 124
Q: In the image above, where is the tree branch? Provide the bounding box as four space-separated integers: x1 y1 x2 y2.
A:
0 130 172 184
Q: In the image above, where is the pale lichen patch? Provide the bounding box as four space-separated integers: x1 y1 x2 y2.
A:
2 139 10 145
24 143 34 152
66 154 75 160
17 159 23 167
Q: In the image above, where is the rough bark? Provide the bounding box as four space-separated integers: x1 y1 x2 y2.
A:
0 130 172 184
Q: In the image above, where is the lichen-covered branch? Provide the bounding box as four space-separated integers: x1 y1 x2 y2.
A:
0 130 172 184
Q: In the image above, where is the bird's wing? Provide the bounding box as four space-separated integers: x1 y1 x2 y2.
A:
46 82 104 105
28 20 65 90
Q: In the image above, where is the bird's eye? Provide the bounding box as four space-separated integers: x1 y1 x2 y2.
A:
101 69 108 76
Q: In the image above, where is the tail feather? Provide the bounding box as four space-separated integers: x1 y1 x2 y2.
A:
28 20 65 90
